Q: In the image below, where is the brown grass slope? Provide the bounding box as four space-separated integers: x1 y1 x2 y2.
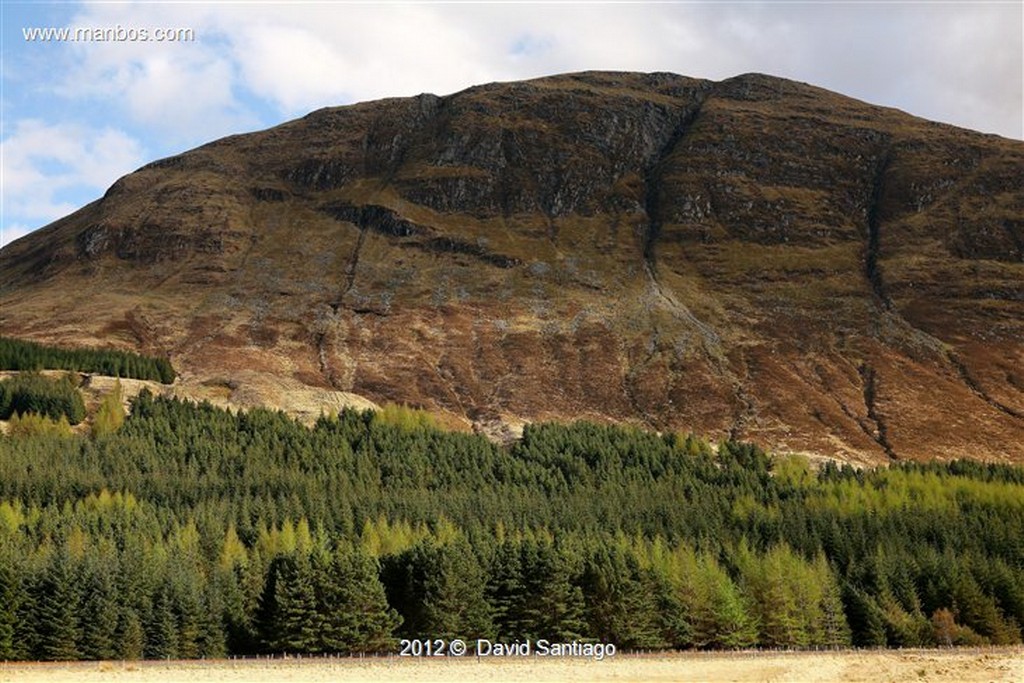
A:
2 71 1022 463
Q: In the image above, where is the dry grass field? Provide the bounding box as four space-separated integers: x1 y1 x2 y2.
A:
1 649 1021 683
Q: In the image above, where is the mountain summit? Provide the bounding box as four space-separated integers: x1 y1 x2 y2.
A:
2 71 1022 463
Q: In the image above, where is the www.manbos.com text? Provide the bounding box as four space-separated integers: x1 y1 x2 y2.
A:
23 24 195 43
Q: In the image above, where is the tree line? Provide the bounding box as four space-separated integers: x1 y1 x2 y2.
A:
0 337 175 384
0 373 86 425
0 391 1022 659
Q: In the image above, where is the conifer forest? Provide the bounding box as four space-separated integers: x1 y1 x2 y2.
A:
0 380 1023 660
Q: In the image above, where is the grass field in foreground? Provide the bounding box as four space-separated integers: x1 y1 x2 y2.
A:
1 648 1021 683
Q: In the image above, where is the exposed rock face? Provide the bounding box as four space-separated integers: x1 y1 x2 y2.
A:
2 71 1022 463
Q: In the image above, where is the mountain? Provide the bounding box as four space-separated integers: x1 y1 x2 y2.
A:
2 71 1022 463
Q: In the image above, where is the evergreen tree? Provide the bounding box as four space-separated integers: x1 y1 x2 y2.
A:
0 560 21 659
953 571 1021 645
34 551 82 661
0 336 175 383
0 394 1021 659
581 546 668 650
171 574 204 659
257 553 320 653
78 561 119 660
317 548 400 653
384 540 494 641
7 411 73 437
146 586 179 659
198 574 228 658
737 544 808 648
842 584 888 647
490 540 587 642
815 556 852 648
0 373 85 425
116 608 145 660
216 565 255 655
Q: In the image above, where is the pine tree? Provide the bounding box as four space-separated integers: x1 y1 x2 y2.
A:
198 574 228 658
14 573 42 660
842 584 887 647
318 548 400 653
7 411 72 437
216 565 256 655
171 575 204 659
257 553 320 653
35 551 82 660
581 546 668 650
116 608 145 660
490 540 588 642
488 542 525 639
954 571 1020 645
0 560 21 659
385 540 494 641
662 544 756 649
79 562 119 660
737 544 806 648
146 586 179 659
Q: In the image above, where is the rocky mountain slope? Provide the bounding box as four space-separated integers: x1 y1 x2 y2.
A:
2 71 1022 463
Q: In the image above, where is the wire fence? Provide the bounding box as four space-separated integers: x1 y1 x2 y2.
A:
3 643 1023 667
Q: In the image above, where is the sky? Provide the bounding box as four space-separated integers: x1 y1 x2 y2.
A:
1 1 1022 247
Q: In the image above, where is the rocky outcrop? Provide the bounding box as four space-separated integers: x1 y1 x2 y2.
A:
2 71 1022 464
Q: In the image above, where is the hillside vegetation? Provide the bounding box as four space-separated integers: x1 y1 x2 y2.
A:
0 337 175 384
0 373 86 425
0 392 1022 660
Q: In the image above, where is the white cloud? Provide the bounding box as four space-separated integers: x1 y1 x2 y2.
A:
231 22 354 113
1 119 145 244
924 4 1023 138
53 2 256 144
749 3 1022 138
226 4 505 113
43 2 1023 139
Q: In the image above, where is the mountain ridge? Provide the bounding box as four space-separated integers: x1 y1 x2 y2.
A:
2 70 1022 463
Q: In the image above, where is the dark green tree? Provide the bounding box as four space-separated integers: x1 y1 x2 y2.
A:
490 540 587 642
317 548 400 653
256 553 320 653
384 540 494 641
146 585 179 659
580 546 668 650
116 607 145 660
842 584 888 647
34 551 82 661
79 561 119 660
0 560 22 659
